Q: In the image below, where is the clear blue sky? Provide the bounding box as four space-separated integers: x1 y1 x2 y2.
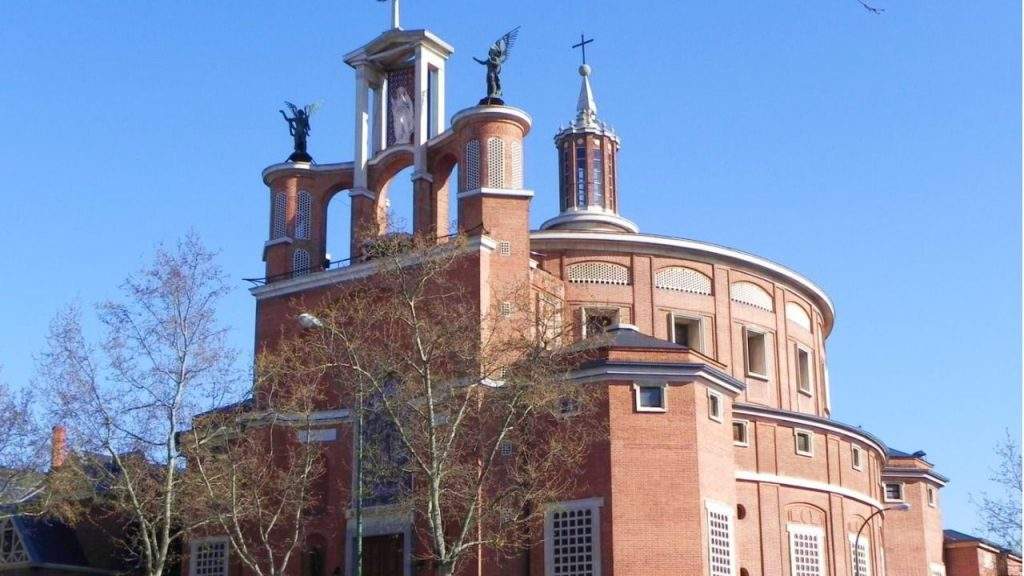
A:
1 1 1019 535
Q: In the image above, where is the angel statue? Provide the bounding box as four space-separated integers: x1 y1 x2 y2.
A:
279 101 320 162
473 26 520 104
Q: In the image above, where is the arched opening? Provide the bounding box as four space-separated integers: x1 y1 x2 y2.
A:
324 190 353 267
378 166 415 235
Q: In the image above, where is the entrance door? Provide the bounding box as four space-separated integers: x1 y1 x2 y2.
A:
361 533 404 576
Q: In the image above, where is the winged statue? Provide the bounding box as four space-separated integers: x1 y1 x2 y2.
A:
473 26 520 102
279 101 320 162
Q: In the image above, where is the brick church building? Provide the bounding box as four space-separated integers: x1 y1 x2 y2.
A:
175 8 1014 576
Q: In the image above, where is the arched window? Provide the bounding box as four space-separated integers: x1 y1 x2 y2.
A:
785 302 811 330
509 139 522 189
655 267 712 295
567 261 630 285
486 137 505 188
294 190 311 240
464 140 480 191
590 144 604 206
271 190 286 239
292 249 311 277
730 281 774 312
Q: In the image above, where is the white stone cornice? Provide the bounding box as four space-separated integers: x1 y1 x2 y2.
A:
736 470 884 510
349 187 376 200
450 105 533 134
733 404 886 458
538 211 639 234
882 467 949 487
456 187 535 200
568 362 744 395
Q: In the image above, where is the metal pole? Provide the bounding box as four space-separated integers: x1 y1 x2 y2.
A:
354 381 364 576
854 505 901 576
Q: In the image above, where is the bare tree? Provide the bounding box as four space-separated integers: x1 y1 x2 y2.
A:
0 371 47 515
273 232 603 576
971 430 1022 553
184 352 327 576
36 233 240 576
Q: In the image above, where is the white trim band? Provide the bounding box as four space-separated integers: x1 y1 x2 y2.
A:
736 470 883 510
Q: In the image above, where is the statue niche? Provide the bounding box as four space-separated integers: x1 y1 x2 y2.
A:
386 67 416 147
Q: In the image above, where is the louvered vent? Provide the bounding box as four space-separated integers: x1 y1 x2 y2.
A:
655 267 712 295
567 261 630 285
730 281 774 312
464 140 480 191
786 302 811 330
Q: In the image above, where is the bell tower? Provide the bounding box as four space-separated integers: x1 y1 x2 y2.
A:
540 62 638 233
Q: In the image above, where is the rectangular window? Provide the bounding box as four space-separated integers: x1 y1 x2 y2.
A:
583 308 618 338
927 486 936 507
706 502 734 576
591 147 604 206
789 524 825 576
795 429 814 457
796 345 813 395
708 389 723 422
670 314 703 351
744 328 768 379
190 538 229 576
575 144 587 208
849 534 871 576
546 499 601 576
852 445 863 470
733 420 749 446
634 383 666 412
883 482 903 502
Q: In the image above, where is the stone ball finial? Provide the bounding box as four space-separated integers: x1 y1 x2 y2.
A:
579 64 591 77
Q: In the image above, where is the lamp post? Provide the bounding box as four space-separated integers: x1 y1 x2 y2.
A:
854 502 911 576
297 312 363 576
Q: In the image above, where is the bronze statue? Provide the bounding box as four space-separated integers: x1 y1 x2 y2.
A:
473 27 519 105
280 101 319 162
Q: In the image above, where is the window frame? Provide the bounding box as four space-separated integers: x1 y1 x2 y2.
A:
788 523 826 576
669 312 705 352
706 500 736 576
795 343 814 396
743 327 769 380
794 428 814 457
544 497 603 576
582 307 619 339
707 389 724 423
852 445 864 470
732 419 750 447
882 482 904 503
633 382 667 413
848 533 871 576
189 536 230 576
927 486 937 507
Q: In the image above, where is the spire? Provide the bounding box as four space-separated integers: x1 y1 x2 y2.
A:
576 64 598 126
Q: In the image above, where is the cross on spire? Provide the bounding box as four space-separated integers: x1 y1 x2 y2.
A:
572 33 594 66
377 0 400 30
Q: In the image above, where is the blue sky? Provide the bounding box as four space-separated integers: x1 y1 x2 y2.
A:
1 1 1019 535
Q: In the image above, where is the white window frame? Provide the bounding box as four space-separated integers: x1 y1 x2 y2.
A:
189 536 230 576
882 482 904 503
794 428 814 457
670 312 705 352
788 524 826 576
927 486 937 507
544 497 603 576
848 533 871 576
743 327 769 380
582 307 619 338
732 419 750 447
705 500 736 576
852 445 863 471
707 389 724 423
795 343 814 396
929 563 946 576
633 382 667 413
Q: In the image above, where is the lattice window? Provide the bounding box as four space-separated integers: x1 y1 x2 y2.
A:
575 144 587 207
295 190 311 240
707 503 734 576
271 190 286 239
465 140 481 191
498 240 511 256
590 147 603 206
487 137 505 188
849 535 870 576
190 538 229 576
509 139 523 189
292 249 311 278
500 441 514 457
786 302 811 330
730 281 774 312
0 518 29 565
655 267 712 295
567 262 630 285
789 525 825 576
547 502 600 576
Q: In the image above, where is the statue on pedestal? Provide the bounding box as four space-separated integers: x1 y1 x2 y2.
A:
280 101 319 162
474 27 519 105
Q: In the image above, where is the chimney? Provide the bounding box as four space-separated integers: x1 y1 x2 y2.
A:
51 425 66 470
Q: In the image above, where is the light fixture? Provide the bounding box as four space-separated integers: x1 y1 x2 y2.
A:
296 313 323 329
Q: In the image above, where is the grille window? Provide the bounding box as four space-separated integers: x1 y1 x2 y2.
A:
655 267 712 295
575 144 587 207
271 190 286 239
789 526 825 576
295 190 311 240
707 505 734 576
464 140 481 191
487 137 505 188
849 535 870 576
548 504 599 575
730 281 774 312
590 147 603 206
567 262 630 285
292 249 311 278
509 139 523 189
190 538 229 576
786 302 812 330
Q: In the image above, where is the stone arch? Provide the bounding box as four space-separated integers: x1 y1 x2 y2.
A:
784 502 827 527
428 150 459 238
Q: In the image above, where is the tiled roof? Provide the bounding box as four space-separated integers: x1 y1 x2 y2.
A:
944 528 1021 557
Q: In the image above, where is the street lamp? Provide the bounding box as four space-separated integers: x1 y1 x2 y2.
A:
297 313 363 576
854 502 911 576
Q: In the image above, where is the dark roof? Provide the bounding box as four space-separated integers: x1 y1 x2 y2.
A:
945 529 1021 557
887 447 927 459
602 325 687 350
12 515 90 566
195 397 255 419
